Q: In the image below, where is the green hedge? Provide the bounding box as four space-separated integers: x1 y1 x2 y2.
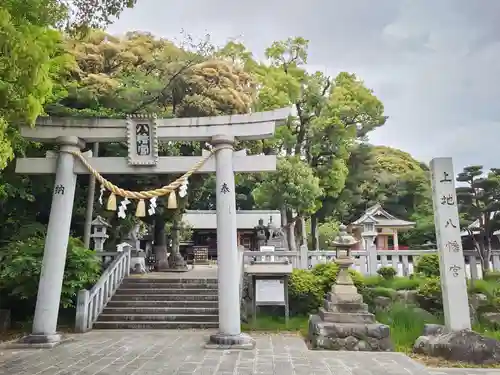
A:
414 253 440 277
287 263 365 316
0 236 101 319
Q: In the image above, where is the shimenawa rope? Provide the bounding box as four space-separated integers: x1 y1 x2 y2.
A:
61 149 214 199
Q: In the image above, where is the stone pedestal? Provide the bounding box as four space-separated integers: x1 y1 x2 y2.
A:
308 259 393 351
166 251 188 272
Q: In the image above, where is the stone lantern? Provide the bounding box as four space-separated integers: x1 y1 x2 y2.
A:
331 224 358 269
90 216 111 251
308 223 392 351
361 216 378 275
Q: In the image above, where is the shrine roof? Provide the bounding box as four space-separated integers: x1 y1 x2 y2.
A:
351 203 415 227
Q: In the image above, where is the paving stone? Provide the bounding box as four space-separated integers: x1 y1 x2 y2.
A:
2 330 500 374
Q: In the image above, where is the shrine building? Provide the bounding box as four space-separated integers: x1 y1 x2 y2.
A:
180 209 281 257
350 203 415 250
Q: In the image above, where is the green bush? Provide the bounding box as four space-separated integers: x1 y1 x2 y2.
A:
361 275 421 291
483 271 500 282
469 279 500 313
362 286 397 311
389 277 422 291
416 277 442 313
288 269 323 315
0 236 101 314
377 266 397 280
414 254 440 277
363 275 383 287
311 262 339 293
349 269 365 292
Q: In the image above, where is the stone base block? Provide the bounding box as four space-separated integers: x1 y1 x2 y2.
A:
324 301 369 314
308 314 393 351
205 332 255 350
1 333 73 349
318 308 375 324
325 291 363 304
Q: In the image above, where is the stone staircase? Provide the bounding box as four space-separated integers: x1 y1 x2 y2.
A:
93 276 219 329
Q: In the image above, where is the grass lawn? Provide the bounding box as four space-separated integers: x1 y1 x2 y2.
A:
241 314 309 336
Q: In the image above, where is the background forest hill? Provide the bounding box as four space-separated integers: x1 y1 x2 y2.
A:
0 1 442 252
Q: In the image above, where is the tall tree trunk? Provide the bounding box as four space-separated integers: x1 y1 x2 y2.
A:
311 214 319 250
286 209 297 252
154 215 168 270
168 210 188 270
482 236 491 272
295 216 307 250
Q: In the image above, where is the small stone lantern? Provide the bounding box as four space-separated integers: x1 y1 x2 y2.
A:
361 216 379 275
308 223 392 351
361 216 378 247
90 216 111 251
331 224 359 269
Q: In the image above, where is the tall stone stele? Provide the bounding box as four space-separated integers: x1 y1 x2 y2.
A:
308 224 393 351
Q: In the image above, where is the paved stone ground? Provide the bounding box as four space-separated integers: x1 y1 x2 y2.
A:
130 266 217 280
0 330 499 375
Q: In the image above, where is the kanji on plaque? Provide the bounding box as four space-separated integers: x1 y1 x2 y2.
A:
445 240 460 253
440 172 452 183
440 194 455 205
54 184 65 195
445 219 457 228
220 183 230 194
449 265 462 277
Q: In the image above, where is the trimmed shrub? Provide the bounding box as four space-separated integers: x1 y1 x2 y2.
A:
414 254 440 277
389 277 422 291
288 269 323 315
377 266 397 280
416 277 442 313
349 269 365 292
362 286 397 311
311 262 339 294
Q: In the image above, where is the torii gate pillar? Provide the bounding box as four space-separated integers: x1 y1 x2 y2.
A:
27 136 85 346
207 134 253 347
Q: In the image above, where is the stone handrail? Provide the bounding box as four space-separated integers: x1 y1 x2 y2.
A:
75 247 131 332
242 250 300 268
238 246 245 306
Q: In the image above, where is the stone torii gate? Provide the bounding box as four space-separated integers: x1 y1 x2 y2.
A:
15 108 291 347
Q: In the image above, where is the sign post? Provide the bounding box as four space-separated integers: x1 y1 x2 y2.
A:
245 262 292 328
430 157 471 331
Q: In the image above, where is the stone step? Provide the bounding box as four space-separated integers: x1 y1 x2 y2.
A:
106 300 219 308
93 321 219 329
120 282 218 290
97 313 219 322
111 294 218 302
102 307 218 315
115 288 217 295
124 278 217 285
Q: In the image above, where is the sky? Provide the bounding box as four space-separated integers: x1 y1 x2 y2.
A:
108 0 500 172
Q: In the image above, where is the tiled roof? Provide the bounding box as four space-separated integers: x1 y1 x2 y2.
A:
351 203 415 227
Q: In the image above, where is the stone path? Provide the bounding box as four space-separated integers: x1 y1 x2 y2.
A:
0 330 499 375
